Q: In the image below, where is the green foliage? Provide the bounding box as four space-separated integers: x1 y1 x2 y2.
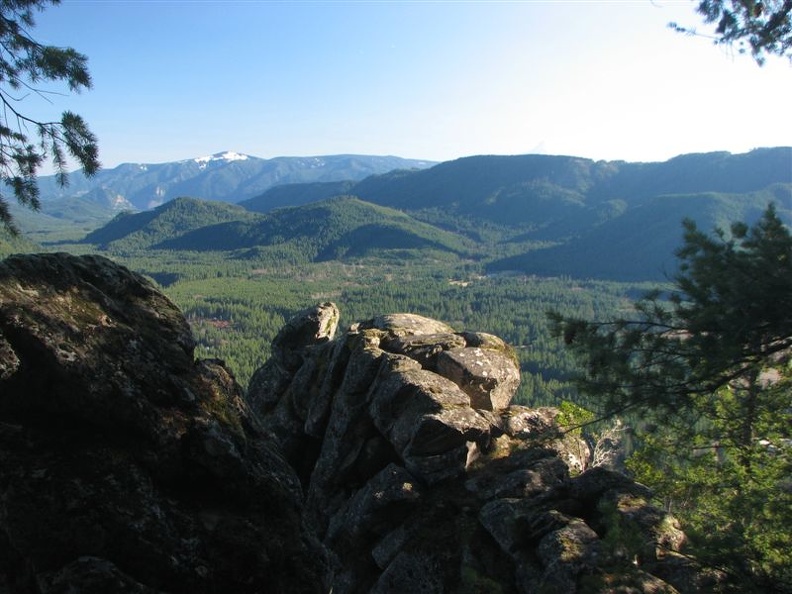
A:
0 225 38 257
556 400 595 436
670 0 792 64
553 205 792 590
627 411 792 592
0 0 99 234
552 205 792 419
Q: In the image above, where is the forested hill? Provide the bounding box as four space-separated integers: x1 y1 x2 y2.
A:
347 148 792 223
83 197 259 250
86 196 476 261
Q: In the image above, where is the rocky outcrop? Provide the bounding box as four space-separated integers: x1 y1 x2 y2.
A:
251 305 715 594
0 253 330 593
0 253 716 593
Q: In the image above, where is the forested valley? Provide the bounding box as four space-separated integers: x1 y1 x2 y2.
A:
13 229 649 410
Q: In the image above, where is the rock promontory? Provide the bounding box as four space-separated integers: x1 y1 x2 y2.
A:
0 253 715 593
251 305 714 593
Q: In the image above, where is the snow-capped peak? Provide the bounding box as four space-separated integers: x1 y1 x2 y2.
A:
194 151 250 166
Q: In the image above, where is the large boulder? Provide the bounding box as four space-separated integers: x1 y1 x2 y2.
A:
0 253 330 593
249 305 713 593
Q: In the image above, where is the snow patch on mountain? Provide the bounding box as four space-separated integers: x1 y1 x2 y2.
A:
194 151 250 168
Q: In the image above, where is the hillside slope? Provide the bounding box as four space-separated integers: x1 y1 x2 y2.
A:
344 148 788 227
239 180 357 213
83 197 260 250
158 196 475 261
489 186 792 280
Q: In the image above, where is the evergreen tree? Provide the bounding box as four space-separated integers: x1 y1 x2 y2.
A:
671 0 792 64
551 205 792 591
0 0 99 234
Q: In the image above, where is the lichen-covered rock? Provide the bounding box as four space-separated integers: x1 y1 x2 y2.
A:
0 253 330 593
436 345 520 411
249 305 710 593
368 367 492 483
380 332 466 369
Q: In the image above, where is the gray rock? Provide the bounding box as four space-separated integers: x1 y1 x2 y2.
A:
371 525 410 570
537 518 601 570
243 305 710 594
369 368 491 468
0 253 331 594
436 346 520 411
501 405 562 439
569 466 654 504
361 313 455 336
41 556 164 594
326 463 421 546
381 332 466 369
370 552 444 594
466 455 569 499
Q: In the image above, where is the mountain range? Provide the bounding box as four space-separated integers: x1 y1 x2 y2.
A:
241 148 792 280
35 151 436 211
10 147 792 281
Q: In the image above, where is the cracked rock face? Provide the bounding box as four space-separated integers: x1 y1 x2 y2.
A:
0 253 330 594
250 305 714 594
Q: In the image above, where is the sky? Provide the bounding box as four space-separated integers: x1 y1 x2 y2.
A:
30 0 792 170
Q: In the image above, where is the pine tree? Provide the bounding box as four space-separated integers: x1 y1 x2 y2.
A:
551 205 792 591
0 0 99 234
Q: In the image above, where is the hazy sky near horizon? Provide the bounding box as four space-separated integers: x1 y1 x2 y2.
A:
32 0 791 169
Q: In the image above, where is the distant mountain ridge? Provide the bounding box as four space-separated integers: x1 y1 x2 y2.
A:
29 147 792 282
349 148 792 221
35 151 437 210
237 148 792 279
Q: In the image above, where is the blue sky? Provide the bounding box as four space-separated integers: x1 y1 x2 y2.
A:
32 0 791 169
